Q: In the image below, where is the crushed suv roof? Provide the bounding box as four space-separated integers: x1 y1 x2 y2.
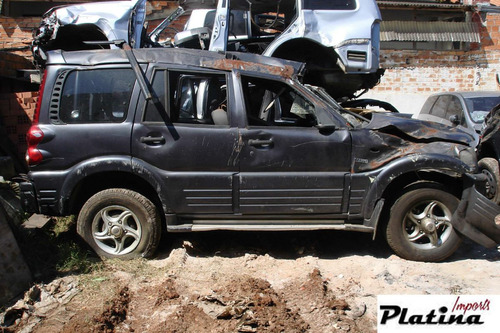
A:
48 47 305 79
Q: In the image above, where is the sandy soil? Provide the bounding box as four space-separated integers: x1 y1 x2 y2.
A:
1 230 499 332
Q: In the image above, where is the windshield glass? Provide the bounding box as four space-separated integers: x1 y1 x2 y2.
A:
465 96 500 124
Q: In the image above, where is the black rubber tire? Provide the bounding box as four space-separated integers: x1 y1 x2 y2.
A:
77 188 161 259
386 187 462 262
478 157 500 204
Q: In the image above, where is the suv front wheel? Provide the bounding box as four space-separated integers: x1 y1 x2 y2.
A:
386 186 462 262
478 157 500 204
77 188 161 259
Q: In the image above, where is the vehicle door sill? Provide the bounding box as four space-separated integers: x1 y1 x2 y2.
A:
167 222 374 233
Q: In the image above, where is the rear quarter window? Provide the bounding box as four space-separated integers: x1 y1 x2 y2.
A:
303 0 357 10
57 69 135 124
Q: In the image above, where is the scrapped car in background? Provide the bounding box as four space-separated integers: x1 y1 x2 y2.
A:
20 47 500 262
416 91 500 146
31 0 147 68
178 0 383 99
31 0 383 100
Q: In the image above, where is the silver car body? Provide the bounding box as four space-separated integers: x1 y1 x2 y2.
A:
32 0 146 66
185 0 381 75
32 0 382 99
264 1 381 75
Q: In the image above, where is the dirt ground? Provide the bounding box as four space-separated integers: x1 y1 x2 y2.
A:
1 230 499 332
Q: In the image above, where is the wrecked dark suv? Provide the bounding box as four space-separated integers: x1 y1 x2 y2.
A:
21 47 500 262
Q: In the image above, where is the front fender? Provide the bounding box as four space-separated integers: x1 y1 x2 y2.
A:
362 153 472 219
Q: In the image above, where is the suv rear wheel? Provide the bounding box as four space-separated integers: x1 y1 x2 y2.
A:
77 188 161 259
386 186 462 262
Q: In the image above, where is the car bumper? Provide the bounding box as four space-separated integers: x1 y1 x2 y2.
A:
452 174 500 248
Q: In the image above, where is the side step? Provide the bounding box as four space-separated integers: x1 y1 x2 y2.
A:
167 221 374 233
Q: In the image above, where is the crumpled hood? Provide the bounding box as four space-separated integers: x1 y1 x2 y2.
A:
365 113 473 145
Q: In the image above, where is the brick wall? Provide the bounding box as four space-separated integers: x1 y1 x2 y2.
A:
0 91 38 162
0 14 40 165
0 16 38 77
367 11 500 114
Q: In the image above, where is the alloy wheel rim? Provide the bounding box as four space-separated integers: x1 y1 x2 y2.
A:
92 205 142 255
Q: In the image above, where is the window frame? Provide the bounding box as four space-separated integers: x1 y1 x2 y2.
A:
142 67 230 126
240 74 319 128
55 67 136 125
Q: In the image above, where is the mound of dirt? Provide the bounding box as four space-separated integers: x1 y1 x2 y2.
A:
2 232 499 333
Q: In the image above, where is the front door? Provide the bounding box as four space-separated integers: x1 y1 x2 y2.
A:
237 75 351 215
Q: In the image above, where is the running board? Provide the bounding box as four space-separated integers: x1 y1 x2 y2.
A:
167 222 374 233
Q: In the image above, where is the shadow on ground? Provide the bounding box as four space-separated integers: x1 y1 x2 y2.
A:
155 230 500 262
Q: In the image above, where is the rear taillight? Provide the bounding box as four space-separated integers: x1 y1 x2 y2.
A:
26 70 47 166
26 125 44 166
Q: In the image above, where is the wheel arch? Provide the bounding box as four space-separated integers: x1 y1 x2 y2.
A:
478 141 499 161
59 158 167 220
68 171 163 216
363 154 470 234
268 38 339 70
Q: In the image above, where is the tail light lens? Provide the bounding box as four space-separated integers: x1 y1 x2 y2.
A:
26 70 47 166
26 125 44 166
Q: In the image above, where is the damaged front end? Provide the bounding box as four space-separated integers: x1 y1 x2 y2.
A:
353 113 500 249
350 113 476 173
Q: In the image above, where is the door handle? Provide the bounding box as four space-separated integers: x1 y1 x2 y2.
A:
140 136 166 145
248 139 273 147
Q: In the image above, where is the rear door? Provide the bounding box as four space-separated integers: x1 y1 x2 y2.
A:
236 74 352 215
131 68 239 214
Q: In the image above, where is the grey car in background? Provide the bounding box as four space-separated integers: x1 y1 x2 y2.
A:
416 91 500 146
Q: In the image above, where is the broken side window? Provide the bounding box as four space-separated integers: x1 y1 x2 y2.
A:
143 70 228 125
